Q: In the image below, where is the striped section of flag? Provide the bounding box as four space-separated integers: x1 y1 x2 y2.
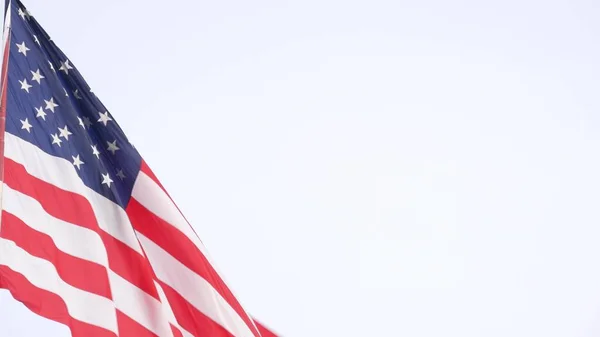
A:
0 1 279 336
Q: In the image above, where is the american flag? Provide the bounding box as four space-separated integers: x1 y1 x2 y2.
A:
0 1 278 336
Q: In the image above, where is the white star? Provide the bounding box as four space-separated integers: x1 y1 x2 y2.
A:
18 8 26 20
58 125 72 140
91 144 100 158
73 89 82 99
72 155 84 170
101 173 113 188
17 8 30 20
16 41 30 56
59 60 73 74
106 140 120 155
116 169 126 180
33 35 40 46
19 78 32 93
63 88 69 97
48 61 55 72
82 116 92 128
51 133 62 147
31 69 45 84
97 111 112 126
20 118 32 133
78 116 92 129
35 106 47 120
44 97 58 112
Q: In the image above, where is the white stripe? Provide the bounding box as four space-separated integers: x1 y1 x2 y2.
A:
136 233 255 337
132 172 210 258
2 1 11 49
2 184 108 266
109 272 174 337
4 133 143 254
0 237 118 333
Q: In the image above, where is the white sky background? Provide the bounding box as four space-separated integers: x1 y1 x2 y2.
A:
1 0 600 336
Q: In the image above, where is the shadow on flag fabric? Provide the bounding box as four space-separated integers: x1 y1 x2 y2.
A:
0 1 279 336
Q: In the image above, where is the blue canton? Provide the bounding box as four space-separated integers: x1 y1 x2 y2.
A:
5 0 142 208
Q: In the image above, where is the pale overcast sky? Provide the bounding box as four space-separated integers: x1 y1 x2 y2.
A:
1 0 600 336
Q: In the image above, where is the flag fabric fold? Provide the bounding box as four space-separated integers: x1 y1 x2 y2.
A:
0 1 278 336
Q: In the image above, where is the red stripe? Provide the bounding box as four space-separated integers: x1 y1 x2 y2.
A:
100 232 158 298
171 325 184 337
3 158 159 299
116 310 159 337
0 211 112 299
127 198 260 336
158 280 235 337
0 265 117 337
254 320 279 337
